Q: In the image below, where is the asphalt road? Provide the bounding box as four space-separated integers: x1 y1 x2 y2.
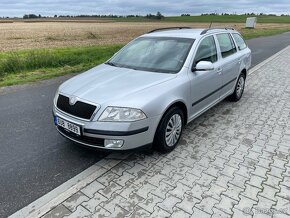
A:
1 31 290 217
247 31 290 66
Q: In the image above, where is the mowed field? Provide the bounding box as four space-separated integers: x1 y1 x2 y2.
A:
1 20 290 51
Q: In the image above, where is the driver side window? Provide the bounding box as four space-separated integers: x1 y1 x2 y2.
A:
194 36 217 66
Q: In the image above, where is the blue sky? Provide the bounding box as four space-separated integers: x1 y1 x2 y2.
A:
1 0 290 17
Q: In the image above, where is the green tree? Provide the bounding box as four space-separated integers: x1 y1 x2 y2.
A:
156 11 163 19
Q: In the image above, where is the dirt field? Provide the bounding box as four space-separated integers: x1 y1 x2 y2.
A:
1 21 290 51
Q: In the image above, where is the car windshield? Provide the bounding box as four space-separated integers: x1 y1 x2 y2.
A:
106 37 195 73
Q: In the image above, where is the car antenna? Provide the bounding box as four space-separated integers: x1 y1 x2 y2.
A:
209 22 213 28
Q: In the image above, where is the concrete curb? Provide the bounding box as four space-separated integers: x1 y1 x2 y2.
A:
9 153 131 218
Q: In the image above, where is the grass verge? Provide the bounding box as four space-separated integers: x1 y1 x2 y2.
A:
0 27 290 87
240 28 290 39
0 45 122 87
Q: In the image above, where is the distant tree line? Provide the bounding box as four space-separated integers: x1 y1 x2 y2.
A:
23 14 42 19
2 12 288 20
145 12 163 19
22 12 164 19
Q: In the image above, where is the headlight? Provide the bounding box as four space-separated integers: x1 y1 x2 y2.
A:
99 107 147 122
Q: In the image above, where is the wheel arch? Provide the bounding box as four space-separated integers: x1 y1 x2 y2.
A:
156 100 188 131
164 101 188 125
241 68 247 78
153 100 188 151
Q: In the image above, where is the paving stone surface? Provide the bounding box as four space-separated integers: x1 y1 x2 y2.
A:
41 48 290 217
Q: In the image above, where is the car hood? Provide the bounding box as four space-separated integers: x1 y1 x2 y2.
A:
60 64 176 104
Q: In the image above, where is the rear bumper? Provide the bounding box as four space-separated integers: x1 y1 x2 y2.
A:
53 107 161 151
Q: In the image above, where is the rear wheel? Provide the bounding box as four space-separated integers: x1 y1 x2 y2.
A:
229 73 246 102
154 107 184 153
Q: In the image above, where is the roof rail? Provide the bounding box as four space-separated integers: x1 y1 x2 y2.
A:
148 27 192 33
200 27 235 35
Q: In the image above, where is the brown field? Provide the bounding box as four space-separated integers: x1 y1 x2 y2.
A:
1 21 290 51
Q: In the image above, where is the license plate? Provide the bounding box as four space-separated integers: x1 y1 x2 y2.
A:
56 117 81 136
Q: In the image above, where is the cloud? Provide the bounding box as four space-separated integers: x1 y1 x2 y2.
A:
1 0 290 17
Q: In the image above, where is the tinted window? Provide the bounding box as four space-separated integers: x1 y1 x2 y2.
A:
194 36 217 65
216 33 237 58
232 33 247 50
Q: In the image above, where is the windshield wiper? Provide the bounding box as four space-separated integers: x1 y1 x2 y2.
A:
105 62 117 67
106 62 139 71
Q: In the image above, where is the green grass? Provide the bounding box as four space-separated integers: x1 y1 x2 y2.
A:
114 15 290 23
0 45 122 87
241 28 290 39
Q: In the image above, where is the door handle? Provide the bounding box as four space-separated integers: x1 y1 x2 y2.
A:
217 68 222 74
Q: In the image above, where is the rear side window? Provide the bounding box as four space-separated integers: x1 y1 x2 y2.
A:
232 33 247 50
194 35 217 65
216 33 237 58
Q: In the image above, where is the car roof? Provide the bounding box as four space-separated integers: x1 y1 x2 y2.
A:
142 28 238 40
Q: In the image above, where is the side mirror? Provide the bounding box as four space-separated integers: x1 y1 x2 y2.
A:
192 61 214 72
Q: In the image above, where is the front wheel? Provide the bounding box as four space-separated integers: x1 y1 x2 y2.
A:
229 73 246 102
154 107 184 153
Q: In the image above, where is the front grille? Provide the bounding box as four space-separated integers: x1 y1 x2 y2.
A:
57 126 105 147
57 94 97 120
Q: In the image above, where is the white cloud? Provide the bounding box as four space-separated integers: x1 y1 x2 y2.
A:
0 0 290 17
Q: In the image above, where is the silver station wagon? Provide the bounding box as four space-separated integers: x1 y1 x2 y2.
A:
53 27 251 152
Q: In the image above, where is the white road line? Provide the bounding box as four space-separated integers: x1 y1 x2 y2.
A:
9 45 290 218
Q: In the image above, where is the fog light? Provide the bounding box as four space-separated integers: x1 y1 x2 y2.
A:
104 139 124 148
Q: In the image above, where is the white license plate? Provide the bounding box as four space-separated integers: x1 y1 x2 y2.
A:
57 117 81 135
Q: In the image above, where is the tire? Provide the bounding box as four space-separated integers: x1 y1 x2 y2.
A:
229 73 246 102
154 106 184 153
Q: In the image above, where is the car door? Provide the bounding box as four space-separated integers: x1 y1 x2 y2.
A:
215 33 241 98
232 33 252 72
188 35 223 119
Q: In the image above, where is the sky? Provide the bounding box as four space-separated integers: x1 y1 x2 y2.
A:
0 0 290 17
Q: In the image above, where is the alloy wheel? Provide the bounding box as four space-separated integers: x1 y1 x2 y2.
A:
165 114 182 147
236 76 245 98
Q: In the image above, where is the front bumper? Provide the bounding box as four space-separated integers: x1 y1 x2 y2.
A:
53 107 161 150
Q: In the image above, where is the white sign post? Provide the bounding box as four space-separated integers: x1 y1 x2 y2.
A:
246 17 257 28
